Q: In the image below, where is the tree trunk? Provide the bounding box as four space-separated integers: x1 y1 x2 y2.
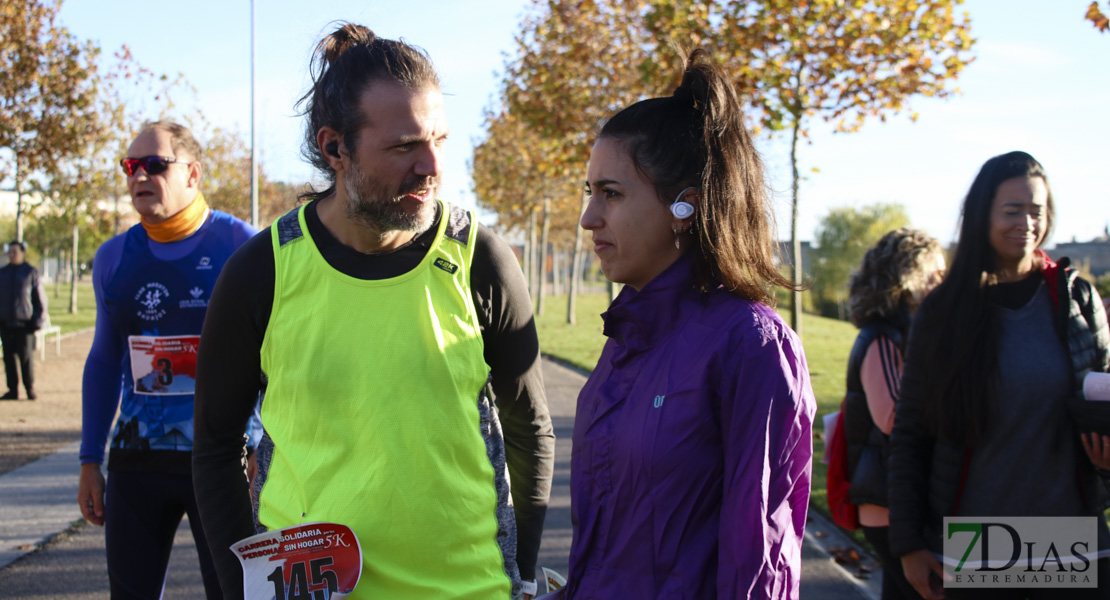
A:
54 247 63 298
552 248 562 296
522 218 532 297
567 194 587 325
790 118 803 339
70 221 79 313
537 198 550 317
567 247 580 325
14 160 24 243
532 209 541 303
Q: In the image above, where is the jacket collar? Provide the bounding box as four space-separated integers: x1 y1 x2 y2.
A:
601 256 696 352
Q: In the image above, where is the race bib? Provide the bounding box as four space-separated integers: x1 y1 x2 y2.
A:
127 335 200 395
232 522 362 600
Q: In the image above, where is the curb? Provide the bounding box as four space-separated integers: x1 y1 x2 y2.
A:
805 510 882 600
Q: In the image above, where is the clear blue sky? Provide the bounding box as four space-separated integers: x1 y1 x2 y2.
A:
58 0 1109 246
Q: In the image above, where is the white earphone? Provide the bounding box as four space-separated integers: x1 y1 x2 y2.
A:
670 187 697 219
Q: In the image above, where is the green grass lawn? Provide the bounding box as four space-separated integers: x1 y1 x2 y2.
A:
535 292 854 527
44 279 97 334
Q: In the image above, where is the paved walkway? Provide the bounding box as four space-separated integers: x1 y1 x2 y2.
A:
0 335 880 598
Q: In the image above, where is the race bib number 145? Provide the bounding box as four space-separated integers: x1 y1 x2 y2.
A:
232 522 362 600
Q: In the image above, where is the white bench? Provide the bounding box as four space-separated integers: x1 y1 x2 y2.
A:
35 315 62 360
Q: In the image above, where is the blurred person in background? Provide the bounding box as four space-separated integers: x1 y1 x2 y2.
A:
842 228 944 600
0 240 46 401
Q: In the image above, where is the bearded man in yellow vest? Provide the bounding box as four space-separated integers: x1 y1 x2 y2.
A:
192 23 554 600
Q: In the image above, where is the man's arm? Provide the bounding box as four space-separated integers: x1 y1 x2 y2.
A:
30 267 46 329
472 226 555 582
78 240 128 525
193 230 275 599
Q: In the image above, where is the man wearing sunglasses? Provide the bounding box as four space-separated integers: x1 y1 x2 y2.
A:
78 121 261 599
192 24 554 600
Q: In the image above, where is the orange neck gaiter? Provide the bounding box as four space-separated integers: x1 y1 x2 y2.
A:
142 193 210 243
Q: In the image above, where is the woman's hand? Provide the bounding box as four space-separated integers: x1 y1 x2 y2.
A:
1081 433 1110 471
901 549 945 600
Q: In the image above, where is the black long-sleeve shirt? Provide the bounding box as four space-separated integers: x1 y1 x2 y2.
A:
193 201 554 595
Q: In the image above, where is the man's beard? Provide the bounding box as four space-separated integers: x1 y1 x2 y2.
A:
343 160 438 234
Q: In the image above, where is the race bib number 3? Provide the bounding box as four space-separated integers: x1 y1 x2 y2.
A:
127 335 200 395
232 522 362 600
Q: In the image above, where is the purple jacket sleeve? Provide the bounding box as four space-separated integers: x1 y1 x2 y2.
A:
80 238 128 465
716 314 815 599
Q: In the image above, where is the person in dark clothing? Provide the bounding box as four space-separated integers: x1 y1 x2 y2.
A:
192 23 553 600
843 228 943 600
888 151 1110 600
0 241 46 400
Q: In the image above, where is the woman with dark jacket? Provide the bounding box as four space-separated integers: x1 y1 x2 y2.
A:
888 151 1110 600
845 228 944 600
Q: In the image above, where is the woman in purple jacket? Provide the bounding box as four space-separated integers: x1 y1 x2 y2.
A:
564 48 817 599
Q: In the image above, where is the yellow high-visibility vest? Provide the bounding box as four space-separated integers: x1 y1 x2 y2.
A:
257 201 514 599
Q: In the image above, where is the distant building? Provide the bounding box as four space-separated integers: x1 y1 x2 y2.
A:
1046 227 1110 278
0 189 138 231
0 189 138 283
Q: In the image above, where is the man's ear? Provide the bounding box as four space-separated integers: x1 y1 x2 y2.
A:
187 161 203 189
317 127 344 171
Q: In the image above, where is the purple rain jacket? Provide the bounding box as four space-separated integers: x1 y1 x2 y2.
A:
565 258 816 599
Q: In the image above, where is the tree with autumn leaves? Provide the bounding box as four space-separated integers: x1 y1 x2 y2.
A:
1089 2 1109 32
474 0 975 334
3 0 297 312
0 0 100 241
473 0 672 321
715 0 974 336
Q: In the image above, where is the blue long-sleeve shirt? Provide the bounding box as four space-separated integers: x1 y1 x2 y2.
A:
81 211 261 468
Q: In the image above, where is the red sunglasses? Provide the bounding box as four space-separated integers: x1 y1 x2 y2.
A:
119 155 192 177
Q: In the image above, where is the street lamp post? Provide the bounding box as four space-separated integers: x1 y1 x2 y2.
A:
249 0 259 228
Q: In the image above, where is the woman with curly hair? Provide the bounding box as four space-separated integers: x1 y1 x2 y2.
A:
843 228 944 600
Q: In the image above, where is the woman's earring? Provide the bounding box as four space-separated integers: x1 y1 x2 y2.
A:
673 225 687 249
